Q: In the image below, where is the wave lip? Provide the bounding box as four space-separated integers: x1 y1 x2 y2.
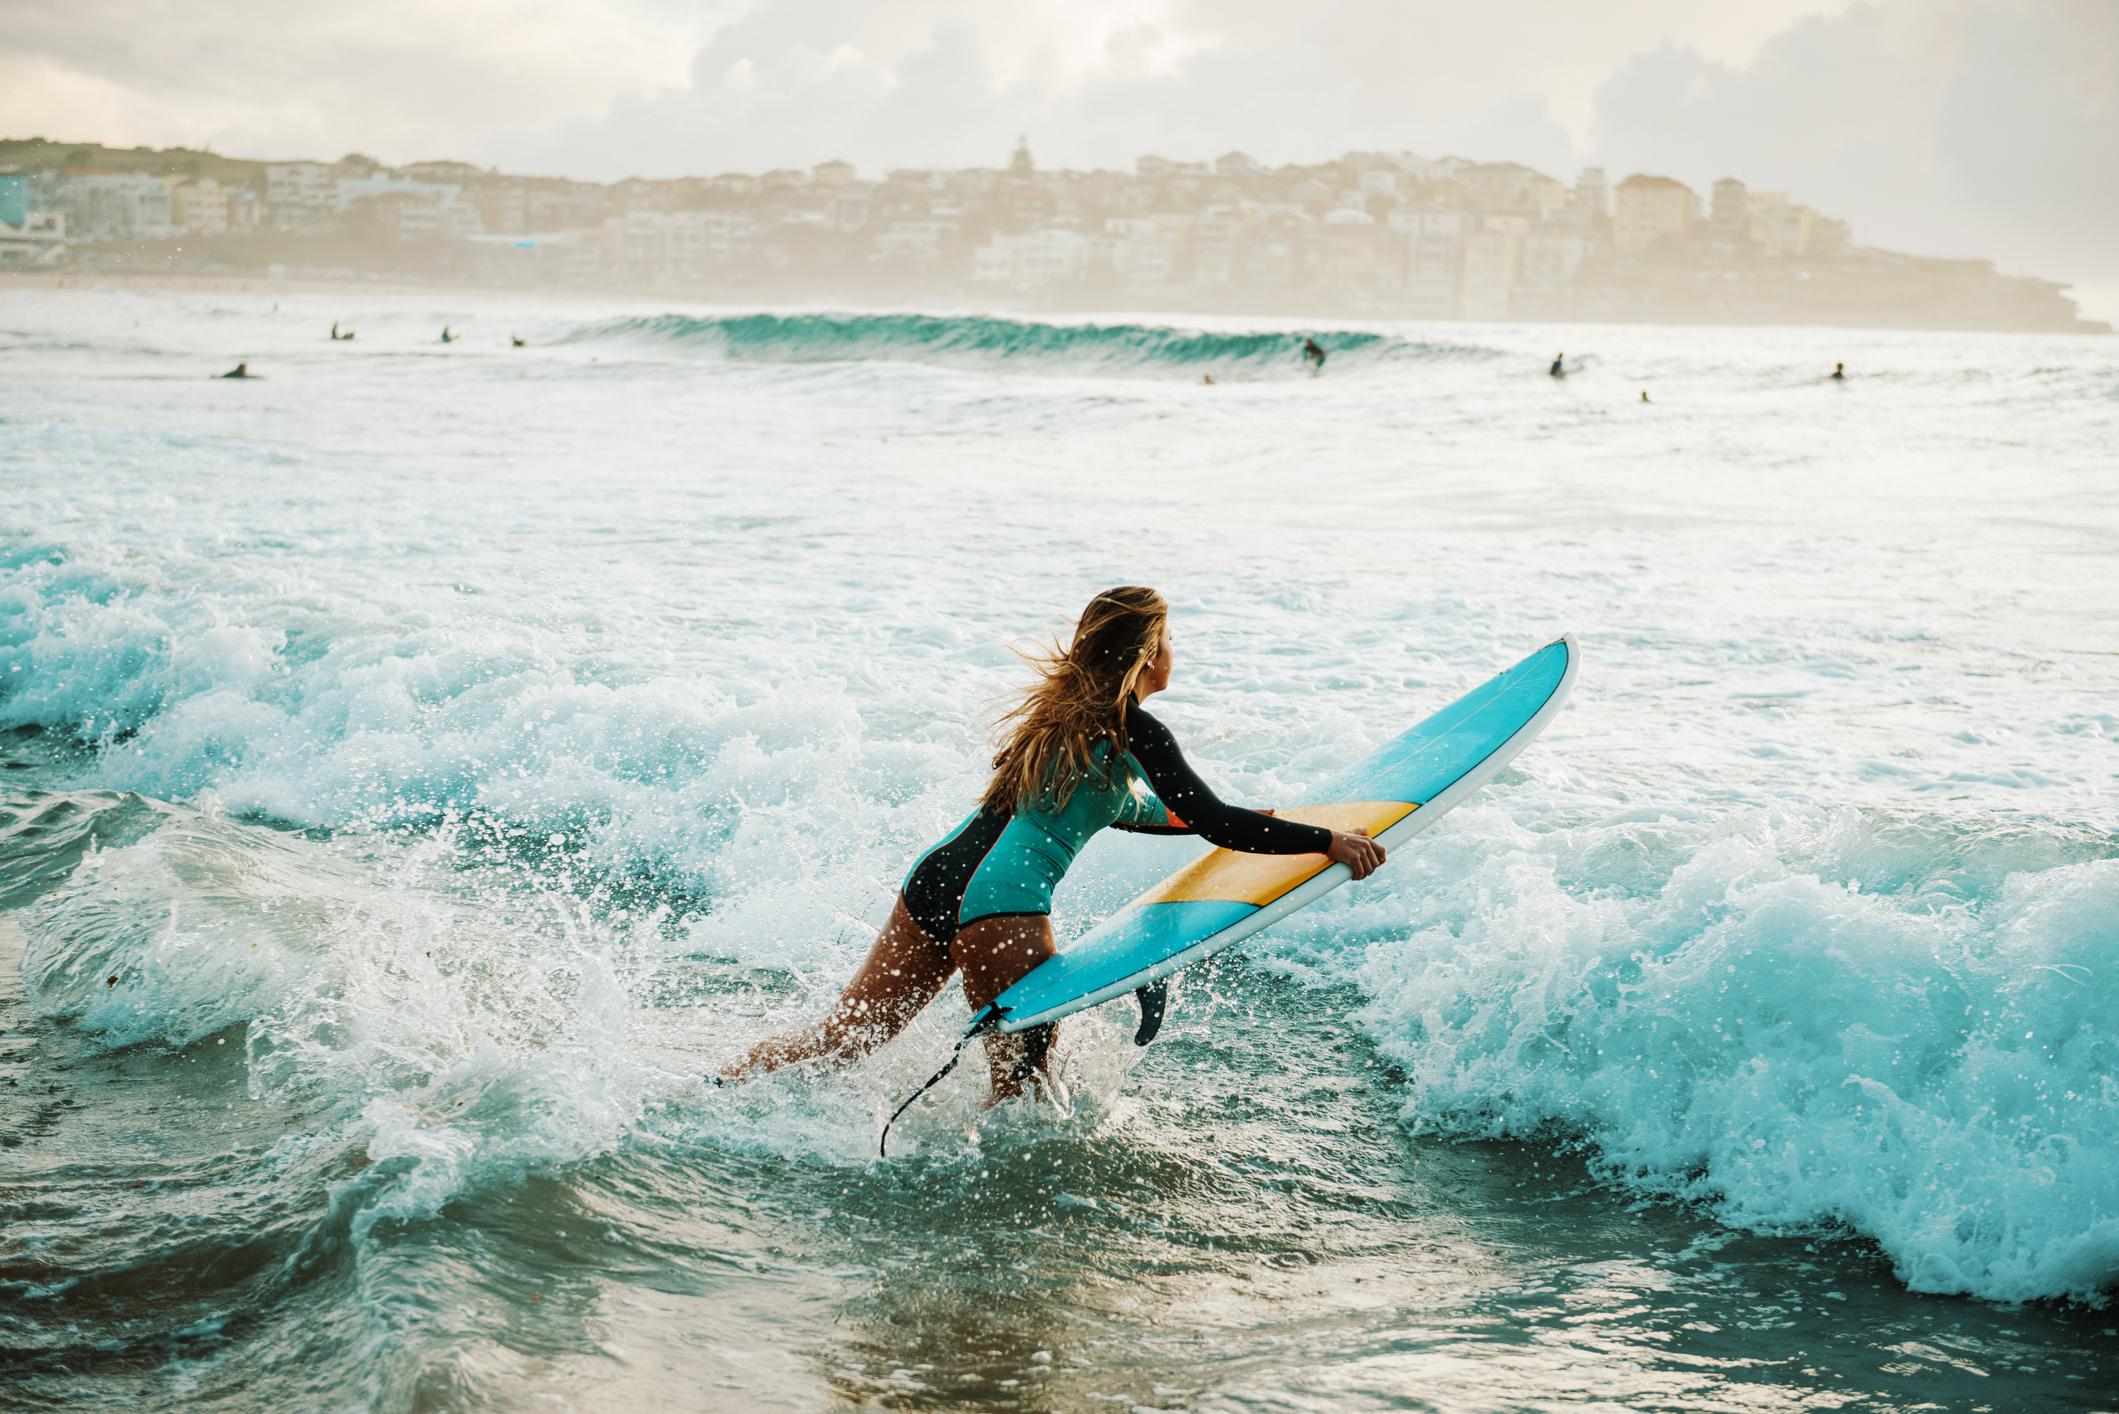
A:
554 310 1498 376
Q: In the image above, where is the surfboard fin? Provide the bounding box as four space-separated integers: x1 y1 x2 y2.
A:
1133 980 1169 1046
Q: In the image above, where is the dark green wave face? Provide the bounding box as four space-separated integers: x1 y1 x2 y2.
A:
555 310 1498 374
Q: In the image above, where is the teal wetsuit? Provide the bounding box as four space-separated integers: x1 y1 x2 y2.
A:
900 705 1331 944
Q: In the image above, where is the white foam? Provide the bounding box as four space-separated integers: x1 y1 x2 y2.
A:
1311 800 2119 1304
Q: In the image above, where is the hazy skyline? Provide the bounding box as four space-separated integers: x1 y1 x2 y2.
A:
5 0 2114 317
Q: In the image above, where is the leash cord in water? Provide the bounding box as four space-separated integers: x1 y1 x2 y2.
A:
879 1007 1003 1158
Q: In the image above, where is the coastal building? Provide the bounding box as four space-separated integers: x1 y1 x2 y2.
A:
1 137 2092 333
1459 161 1568 220
0 209 65 267
355 187 483 243
1568 166 1610 228
227 186 263 233
1314 206 1393 293
973 227 1092 291
52 171 175 241
1613 173 1695 252
168 177 228 235
1239 210 1309 290
1710 177 1749 241
1459 225 1522 319
874 219 956 263
471 185 528 236
1746 190 1815 255
1515 231 1589 317
601 212 671 281
265 161 334 224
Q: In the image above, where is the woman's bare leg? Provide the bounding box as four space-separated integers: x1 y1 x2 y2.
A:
949 914 1058 1101
721 898 955 1079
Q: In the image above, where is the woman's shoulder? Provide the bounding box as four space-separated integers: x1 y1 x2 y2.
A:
1126 704 1176 750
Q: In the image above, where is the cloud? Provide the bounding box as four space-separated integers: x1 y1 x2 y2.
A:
0 0 703 161
491 0 1622 179
1587 1 2118 296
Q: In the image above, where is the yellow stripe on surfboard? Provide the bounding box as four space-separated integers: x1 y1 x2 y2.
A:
1139 800 1418 907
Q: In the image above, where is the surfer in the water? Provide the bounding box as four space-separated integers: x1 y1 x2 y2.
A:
219 362 254 379
1831 362 1846 381
723 587 1385 1098
1302 337 1327 372
1550 353 1566 378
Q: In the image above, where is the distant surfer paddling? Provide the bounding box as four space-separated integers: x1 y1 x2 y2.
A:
721 587 1384 1100
1550 353 1566 378
218 362 255 379
1302 337 1328 373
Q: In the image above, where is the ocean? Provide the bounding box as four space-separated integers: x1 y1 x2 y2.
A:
2 288 2115 1412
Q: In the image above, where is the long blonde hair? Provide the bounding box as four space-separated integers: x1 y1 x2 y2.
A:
982 586 1168 815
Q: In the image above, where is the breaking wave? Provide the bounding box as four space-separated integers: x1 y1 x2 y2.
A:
554 310 1500 375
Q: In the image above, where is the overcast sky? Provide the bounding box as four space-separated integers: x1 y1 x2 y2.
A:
5 0 2113 318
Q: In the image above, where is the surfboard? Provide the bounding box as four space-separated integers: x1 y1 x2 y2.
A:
987 634 1578 1036
878 636 1577 1154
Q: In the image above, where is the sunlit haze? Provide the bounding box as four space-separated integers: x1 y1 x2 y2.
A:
3 0 2114 314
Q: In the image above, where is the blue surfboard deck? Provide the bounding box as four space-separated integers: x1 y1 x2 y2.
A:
985 636 1578 1034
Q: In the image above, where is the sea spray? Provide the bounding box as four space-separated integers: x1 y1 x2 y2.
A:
1318 801 2119 1305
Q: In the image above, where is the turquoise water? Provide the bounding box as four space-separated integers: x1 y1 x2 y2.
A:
2 290 2116 1410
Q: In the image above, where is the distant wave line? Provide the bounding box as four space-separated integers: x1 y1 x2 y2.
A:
552 310 1503 374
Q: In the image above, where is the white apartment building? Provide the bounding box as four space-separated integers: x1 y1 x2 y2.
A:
265 162 335 212
1569 166 1611 225
168 177 227 236
600 213 670 279
972 228 1092 290
1458 162 1567 220
55 172 174 241
1613 174 1696 252
1745 191 1817 255
697 211 757 260
371 189 483 243
874 220 955 261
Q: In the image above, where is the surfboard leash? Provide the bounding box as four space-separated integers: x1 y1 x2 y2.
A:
879 1006 1060 1158
880 1007 1001 1158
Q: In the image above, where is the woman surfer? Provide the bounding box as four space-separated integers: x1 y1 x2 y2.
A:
722 587 1385 1098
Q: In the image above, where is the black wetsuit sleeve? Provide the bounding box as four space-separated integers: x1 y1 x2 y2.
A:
1118 707 1333 855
